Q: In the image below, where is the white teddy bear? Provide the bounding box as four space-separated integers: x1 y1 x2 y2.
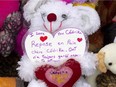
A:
17 0 100 87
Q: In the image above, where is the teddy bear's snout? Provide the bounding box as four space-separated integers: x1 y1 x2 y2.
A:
47 13 57 22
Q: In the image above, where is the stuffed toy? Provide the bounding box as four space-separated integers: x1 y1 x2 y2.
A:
0 0 22 57
17 0 100 87
96 42 116 87
86 38 116 87
96 71 116 87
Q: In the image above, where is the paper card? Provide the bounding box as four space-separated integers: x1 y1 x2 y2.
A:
24 28 86 62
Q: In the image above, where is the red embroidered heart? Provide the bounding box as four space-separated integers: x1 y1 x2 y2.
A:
77 38 82 42
35 59 81 87
40 36 48 42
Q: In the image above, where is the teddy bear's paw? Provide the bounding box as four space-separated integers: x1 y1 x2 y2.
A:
74 83 91 87
73 77 91 87
28 79 47 87
82 83 91 87
17 54 36 82
81 52 97 76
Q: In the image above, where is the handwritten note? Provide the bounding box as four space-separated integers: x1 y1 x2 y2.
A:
24 28 86 62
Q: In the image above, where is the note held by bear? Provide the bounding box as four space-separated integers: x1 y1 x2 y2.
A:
24 28 86 62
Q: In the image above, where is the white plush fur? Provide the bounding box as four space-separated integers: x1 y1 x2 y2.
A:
73 6 100 35
17 54 36 82
74 77 91 87
86 70 100 87
24 1 100 35
28 79 47 87
17 0 100 87
78 52 97 76
23 0 51 22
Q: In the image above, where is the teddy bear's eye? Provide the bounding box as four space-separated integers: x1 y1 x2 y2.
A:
62 14 68 19
41 13 46 17
108 62 112 66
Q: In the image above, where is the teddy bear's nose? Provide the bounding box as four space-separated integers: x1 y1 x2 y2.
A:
47 13 57 22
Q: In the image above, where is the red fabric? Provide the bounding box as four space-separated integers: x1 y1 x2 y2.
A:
35 59 81 87
0 0 19 28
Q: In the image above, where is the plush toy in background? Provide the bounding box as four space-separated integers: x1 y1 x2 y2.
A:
0 0 22 57
86 38 116 87
96 71 116 87
96 41 116 87
86 15 116 87
17 0 100 87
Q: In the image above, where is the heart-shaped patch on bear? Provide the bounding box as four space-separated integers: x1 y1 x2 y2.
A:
24 28 86 62
35 59 81 87
45 66 73 87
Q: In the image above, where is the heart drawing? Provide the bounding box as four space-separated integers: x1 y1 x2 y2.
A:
24 28 86 62
40 36 48 42
77 38 82 42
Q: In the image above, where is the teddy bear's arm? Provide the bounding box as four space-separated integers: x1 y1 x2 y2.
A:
79 52 97 76
17 54 36 82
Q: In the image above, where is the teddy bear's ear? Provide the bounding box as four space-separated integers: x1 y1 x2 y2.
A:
75 6 100 35
97 52 107 73
23 0 51 22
